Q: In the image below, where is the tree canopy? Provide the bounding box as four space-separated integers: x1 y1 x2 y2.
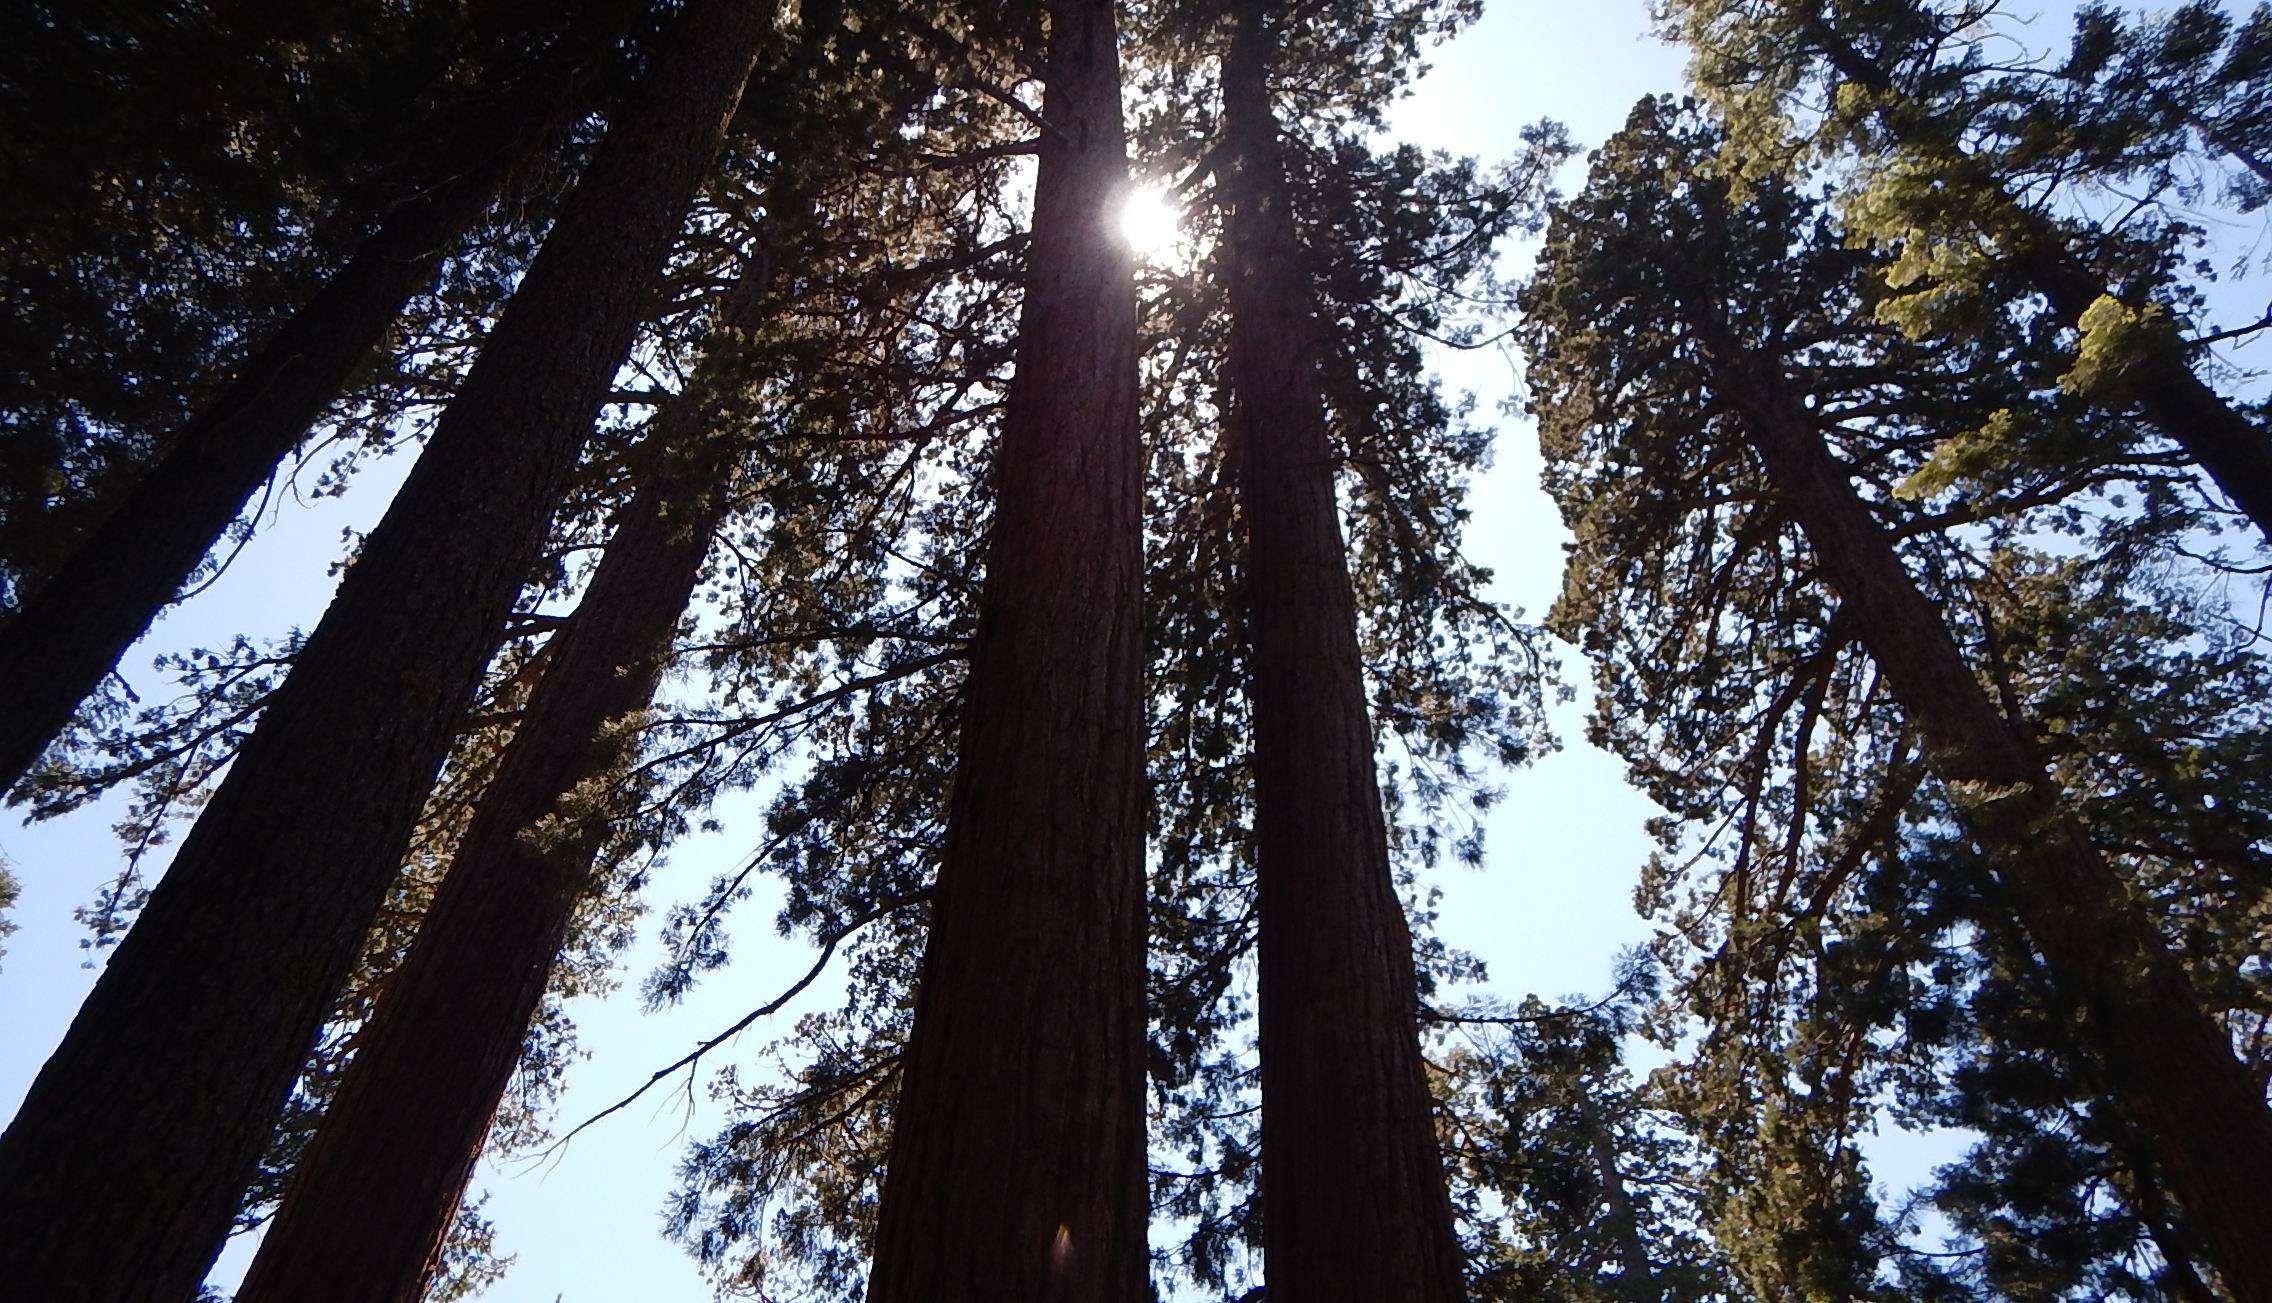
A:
1 1 2266 1301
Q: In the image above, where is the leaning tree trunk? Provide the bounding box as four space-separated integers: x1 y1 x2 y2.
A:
861 0 1149 1297
231 278 772 1303
0 0 642 795
1714 350 2272 1303
0 0 768 1296
1217 6 1466 1300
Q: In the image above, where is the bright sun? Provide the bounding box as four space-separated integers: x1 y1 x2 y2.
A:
1118 185 1181 261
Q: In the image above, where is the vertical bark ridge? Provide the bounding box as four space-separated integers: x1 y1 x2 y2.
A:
862 0 1149 1296
0 0 767 1295
1218 5 1467 1300
0 0 642 794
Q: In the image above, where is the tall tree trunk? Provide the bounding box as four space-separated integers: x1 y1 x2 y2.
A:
0 0 640 795
1578 1094 1658 1303
862 0 1148 1296
232 283 768 1303
1711 348 2272 1303
0 1 767 1296
2102 1112 2225 1303
230 440 723 1303
1217 6 1466 1300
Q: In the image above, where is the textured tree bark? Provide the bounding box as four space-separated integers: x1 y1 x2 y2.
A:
0 0 767 1296
232 302 761 1303
861 0 1149 1297
1717 354 2272 1303
1217 6 1467 1300
0 0 640 795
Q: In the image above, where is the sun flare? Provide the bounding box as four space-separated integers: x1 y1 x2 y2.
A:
1117 185 1181 261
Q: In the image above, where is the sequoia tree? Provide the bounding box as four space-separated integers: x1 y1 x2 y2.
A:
1660 0 2272 543
860 0 1150 1294
231 13 988 1288
232 282 775 1303
0 0 644 793
1720 327 2272 1303
1218 1 1464 1295
1527 101 2272 1301
649 3 1566 1290
0 0 458 606
0 0 769 1294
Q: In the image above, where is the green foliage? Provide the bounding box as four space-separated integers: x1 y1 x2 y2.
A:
54 4 2272 1302
0 0 635 610
0 1 1582 1300
1526 92 2269 1303
0 855 18 969
1438 954 1740 1303
1655 0 2272 537
653 4 1570 1299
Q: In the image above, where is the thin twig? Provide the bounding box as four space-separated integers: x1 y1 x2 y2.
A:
539 888 933 1156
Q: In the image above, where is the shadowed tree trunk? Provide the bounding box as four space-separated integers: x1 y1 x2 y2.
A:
232 279 771 1303
0 0 768 1295
1707 339 2272 1303
1578 1094 1658 1303
0 0 644 794
1217 5 1466 1300
861 0 1149 1296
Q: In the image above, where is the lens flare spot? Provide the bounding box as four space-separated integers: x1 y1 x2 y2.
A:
1118 185 1180 260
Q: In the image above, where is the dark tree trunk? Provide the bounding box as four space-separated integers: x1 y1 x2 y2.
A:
232 299 762 1303
0 0 638 795
1217 7 1466 1300
1716 353 2272 1303
861 0 1148 1297
0 0 767 1295
2103 1114 2225 1303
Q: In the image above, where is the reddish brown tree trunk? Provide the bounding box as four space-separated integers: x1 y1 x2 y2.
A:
862 0 1149 1296
233 305 760 1303
0 0 638 794
0 1 767 1296
1218 6 1466 1300
1716 352 2272 1303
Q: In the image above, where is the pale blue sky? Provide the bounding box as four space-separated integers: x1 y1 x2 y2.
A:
0 5 1697 1298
